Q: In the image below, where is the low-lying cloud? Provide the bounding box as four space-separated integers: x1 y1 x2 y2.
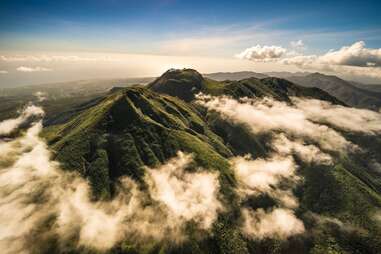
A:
242 208 305 239
0 109 222 253
34 91 48 102
196 94 355 152
292 97 381 134
145 153 222 230
0 104 45 135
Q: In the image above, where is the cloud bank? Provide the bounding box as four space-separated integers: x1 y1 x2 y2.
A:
196 94 355 152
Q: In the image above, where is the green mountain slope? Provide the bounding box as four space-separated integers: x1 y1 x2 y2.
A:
40 69 381 254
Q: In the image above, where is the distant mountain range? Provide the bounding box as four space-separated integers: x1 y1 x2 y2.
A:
287 73 381 110
205 71 381 110
204 71 268 81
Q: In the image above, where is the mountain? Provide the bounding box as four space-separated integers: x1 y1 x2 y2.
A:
149 69 342 105
203 71 312 81
33 69 381 254
204 71 268 81
351 82 381 93
287 73 381 110
264 71 312 79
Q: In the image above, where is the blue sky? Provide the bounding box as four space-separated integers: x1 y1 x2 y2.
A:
0 0 381 86
1 0 380 54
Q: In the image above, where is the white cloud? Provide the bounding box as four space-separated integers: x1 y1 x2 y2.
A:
282 41 381 80
0 104 45 135
231 155 297 195
16 66 52 72
290 40 305 50
292 97 381 134
236 45 287 61
196 94 353 152
272 134 332 165
242 208 305 240
145 152 222 230
290 40 304 48
34 91 48 102
318 41 381 67
0 70 8 74
2 55 103 62
237 41 381 80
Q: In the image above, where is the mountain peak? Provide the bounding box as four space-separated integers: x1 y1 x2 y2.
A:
148 68 205 101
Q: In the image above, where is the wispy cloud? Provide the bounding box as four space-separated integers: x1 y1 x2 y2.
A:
16 66 52 72
0 70 8 74
2 55 108 62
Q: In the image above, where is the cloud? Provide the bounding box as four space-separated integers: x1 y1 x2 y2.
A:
145 152 222 230
34 91 48 102
196 94 354 152
290 40 305 51
2 55 103 62
318 41 381 67
239 41 381 68
237 41 381 80
16 66 52 72
281 41 381 80
231 153 304 239
236 45 286 61
272 134 332 165
292 97 381 134
0 104 45 135
0 70 8 74
0 111 222 252
242 208 305 239
231 155 297 196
